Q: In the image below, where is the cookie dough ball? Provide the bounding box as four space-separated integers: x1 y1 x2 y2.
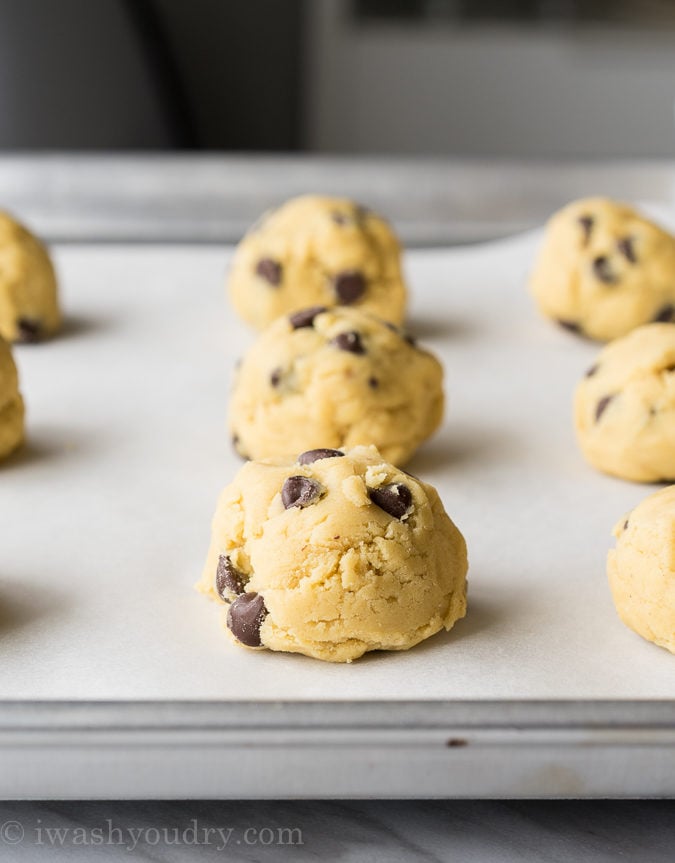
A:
0 211 61 343
608 486 675 653
228 195 407 329
0 337 25 459
530 197 675 342
229 306 443 466
574 323 675 482
198 445 468 662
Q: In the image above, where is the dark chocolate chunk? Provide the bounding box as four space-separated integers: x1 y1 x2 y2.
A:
255 257 282 286
368 376 379 389
585 364 599 378
595 395 614 422
617 237 636 263
289 306 327 329
330 331 365 354
270 367 283 388
226 592 267 647
404 332 417 347
653 305 675 323
368 483 413 519
578 215 594 245
334 270 366 304
282 476 323 509
623 519 629 531
297 448 344 465
593 256 617 284
216 555 246 600
16 317 42 343
558 319 581 334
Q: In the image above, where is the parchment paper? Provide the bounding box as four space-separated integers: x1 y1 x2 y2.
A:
1 234 673 700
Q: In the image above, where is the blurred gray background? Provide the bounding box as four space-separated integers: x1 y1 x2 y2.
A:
1 0 675 157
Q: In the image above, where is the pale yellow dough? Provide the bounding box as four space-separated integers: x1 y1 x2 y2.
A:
0 336 24 459
229 306 443 466
0 211 61 343
574 323 675 482
198 445 468 663
530 197 675 342
608 485 675 653
228 195 407 329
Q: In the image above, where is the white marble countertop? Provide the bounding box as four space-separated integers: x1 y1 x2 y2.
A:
0 800 671 861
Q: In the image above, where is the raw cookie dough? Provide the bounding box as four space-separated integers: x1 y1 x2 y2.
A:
229 306 443 466
0 336 25 459
529 197 675 342
608 486 675 653
228 195 407 329
0 211 61 343
574 323 675 482
198 445 468 663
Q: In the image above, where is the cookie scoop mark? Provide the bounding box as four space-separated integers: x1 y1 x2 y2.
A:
227 592 267 647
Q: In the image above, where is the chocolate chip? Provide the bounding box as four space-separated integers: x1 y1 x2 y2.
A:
216 555 246 600
282 476 323 509
297 448 344 465
368 376 379 389
593 256 617 284
331 211 349 226
368 483 413 519
289 306 327 329
404 333 417 347
334 271 366 304
330 331 365 354
558 319 581 334
595 395 614 422
16 317 42 343
617 237 636 263
232 434 249 460
623 519 629 531
226 592 267 647
578 215 594 245
270 367 282 388
585 364 599 378
653 305 675 323
256 257 282 286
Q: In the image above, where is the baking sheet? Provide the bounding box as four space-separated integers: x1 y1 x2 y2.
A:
1 234 673 701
